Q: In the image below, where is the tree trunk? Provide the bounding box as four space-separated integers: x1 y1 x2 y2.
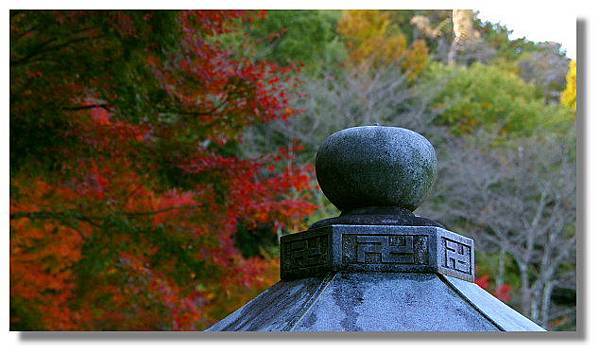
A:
495 248 506 293
541 281 556 329
448 9 476 65
530 283 542 322
519 262 532 316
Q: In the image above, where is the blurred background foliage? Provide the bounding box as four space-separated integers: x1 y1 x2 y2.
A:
10 10 576 331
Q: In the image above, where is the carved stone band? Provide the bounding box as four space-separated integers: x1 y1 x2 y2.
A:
280 225 475 282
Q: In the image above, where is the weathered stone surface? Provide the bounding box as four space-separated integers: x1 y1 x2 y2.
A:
315 126 438 212
206 275 331 331
207 272 543 332
292 273 498 332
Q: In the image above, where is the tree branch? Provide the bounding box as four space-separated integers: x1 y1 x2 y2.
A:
62 104 113 112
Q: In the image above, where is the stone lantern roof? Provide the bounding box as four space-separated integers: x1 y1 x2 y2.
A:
207 126 544 332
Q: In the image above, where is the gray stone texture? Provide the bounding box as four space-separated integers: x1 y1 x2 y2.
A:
442 275 545 331
315 126 438 212
207 272 544 332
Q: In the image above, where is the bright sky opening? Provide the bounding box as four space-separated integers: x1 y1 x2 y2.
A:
477 8 576 59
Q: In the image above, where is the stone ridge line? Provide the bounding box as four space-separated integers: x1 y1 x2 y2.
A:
289 272 337 331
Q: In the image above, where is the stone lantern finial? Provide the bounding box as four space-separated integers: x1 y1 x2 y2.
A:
316 126 437 212
312 126 442 229
207 125 545 332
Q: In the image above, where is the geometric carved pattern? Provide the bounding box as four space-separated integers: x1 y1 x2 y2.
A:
443 238 471 274
342 235 428 265
281 232 329 277
280 226 475 282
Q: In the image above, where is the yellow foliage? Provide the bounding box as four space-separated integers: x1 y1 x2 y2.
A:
402 40 429 80
561 60 576 111
379 34 408 65
338 10 390 46
338 10 428 77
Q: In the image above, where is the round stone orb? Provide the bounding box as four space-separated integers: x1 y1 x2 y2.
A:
315 126 438 212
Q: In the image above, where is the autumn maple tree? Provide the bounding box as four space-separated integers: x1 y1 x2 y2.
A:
10 10 316 330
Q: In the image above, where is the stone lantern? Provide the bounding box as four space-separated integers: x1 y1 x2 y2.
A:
207 126 544 332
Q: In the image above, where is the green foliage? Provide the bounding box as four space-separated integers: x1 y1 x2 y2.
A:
246 10 346 74
476 251 521 290
424 62 573 135
233 223 279 258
